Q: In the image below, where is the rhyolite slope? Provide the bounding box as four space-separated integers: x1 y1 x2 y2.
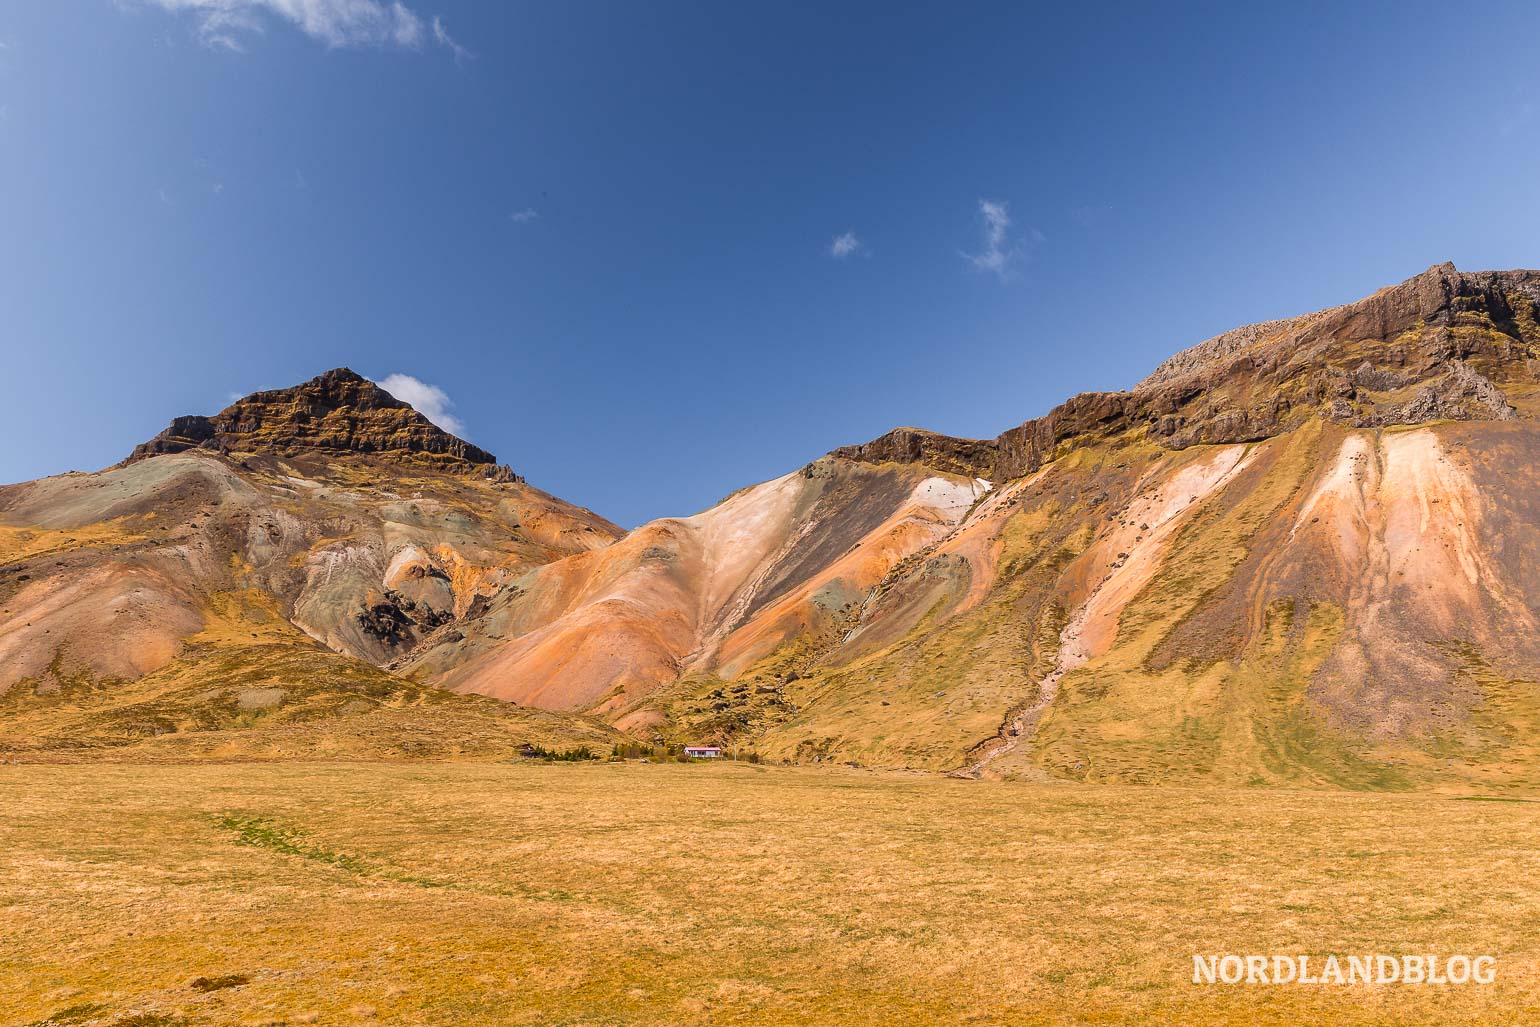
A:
0 370 622 758
7 266 1540 787
422 263 1540 789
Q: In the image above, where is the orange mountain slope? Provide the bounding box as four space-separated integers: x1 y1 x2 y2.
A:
0 370 621 757
5 265 1540 785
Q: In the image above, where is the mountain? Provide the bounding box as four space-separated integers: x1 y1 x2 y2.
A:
413 263 1540 788
125 367 506 468
757 262 1540 785
5 265 1540 787
400 459 991 731
0 369 623 758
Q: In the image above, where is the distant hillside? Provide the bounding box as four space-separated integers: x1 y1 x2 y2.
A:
6 266 1540 787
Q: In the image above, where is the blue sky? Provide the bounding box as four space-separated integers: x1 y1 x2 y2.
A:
3 1 1539 527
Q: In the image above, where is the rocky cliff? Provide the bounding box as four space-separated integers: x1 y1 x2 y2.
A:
835 263 1540 478
126 368 511 474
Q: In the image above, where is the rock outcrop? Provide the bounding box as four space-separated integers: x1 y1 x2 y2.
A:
835 263 1540 478
825 428 997 480
126 368 508 472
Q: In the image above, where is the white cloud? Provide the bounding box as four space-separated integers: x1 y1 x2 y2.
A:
376 373 465 434
829 231 863 259
432 15 470 62
137 1 463 54
963 199 1017 279
509 208 540 223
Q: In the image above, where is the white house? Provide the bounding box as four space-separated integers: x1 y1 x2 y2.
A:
683 745 723 759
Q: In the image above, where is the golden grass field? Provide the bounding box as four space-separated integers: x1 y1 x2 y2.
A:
4 762 1540 1026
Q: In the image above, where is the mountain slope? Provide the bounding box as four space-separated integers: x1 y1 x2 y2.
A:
401 460 989 729
396 262 1540 789
0 369 623 758
6 266 1540 786
742 264 1540 785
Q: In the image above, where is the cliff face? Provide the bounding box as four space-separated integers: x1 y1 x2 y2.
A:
126 368 507 472
836 263 1540 479
827 428 998 480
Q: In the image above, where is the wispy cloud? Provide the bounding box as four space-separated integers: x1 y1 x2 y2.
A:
963 199 1018 279
509 208 540 223
376 373 465 434
829 231 864 259
137 1 463 55
432 15 470 63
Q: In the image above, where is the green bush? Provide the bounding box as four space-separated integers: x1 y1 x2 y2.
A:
519 743 595 762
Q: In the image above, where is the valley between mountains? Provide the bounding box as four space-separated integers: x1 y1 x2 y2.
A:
5 262 1540 788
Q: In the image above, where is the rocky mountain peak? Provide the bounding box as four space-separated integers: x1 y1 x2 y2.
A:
835 264 1540 480
126 367 515 475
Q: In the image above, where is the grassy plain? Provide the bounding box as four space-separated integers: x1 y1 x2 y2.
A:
3 761 1539 1026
